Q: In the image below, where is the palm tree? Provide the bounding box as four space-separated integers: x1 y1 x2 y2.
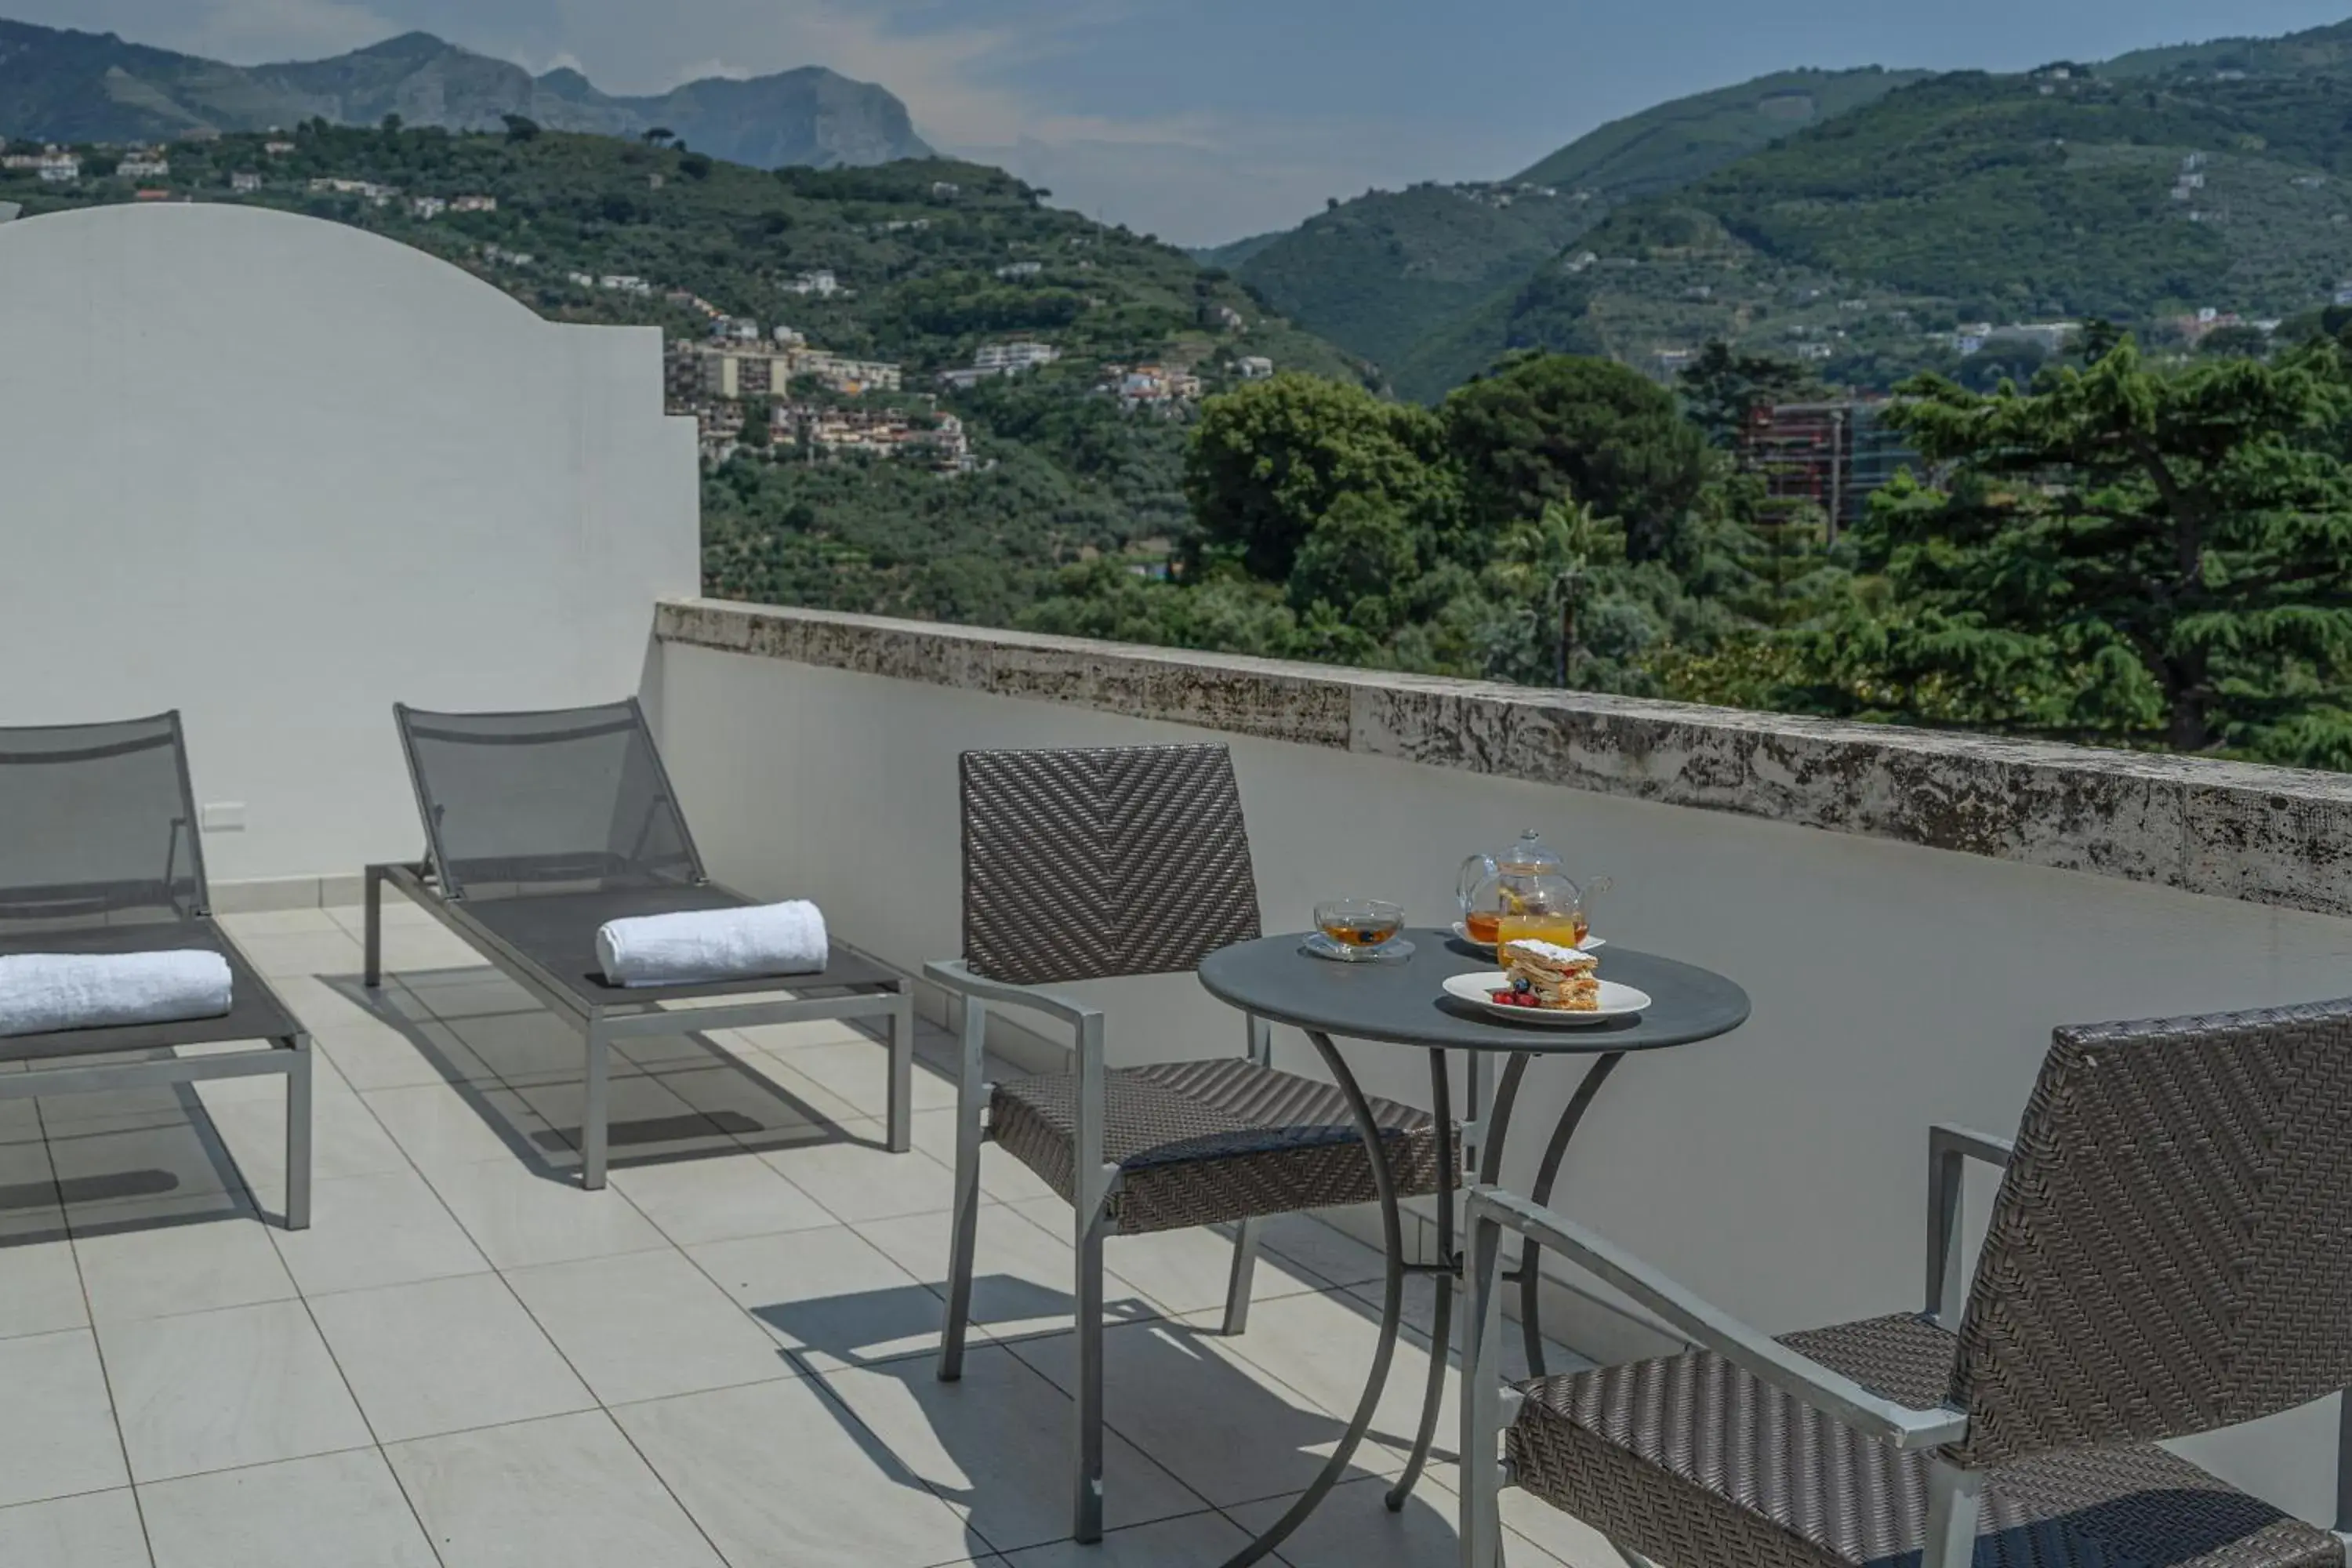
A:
1491 499 1617 686
641 127 676 148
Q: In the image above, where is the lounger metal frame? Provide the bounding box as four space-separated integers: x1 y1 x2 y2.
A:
0 711 311 1229
364 699 912 1190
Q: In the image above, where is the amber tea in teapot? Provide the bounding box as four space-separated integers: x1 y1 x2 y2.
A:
1458 829 1605 947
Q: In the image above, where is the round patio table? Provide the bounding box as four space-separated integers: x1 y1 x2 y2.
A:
1196 928 1749 1568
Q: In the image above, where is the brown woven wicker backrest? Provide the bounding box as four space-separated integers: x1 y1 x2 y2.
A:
960 745 1262 985
1949 1000 2352 1467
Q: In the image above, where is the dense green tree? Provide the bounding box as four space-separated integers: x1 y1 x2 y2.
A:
1480 500 1623 685
1287 491 1420 631
1443 353 1711 564
1867 338 2352 761
2198 324 2271 359
1017 560 1298 656
500 114 541 143
1185 373 1458 582
1676 341 1826 448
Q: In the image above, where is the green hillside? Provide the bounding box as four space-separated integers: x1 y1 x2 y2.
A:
1512 67 1932 191
1229 65 1926 382
1231 183 1596 377
1402 57 2352 396
2 122 1363 624
1189 230 1284 270
2103 17 2352 79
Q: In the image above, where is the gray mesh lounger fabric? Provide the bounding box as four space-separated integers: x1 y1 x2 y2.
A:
0 919 301 1062
394 701 702 901
458 885 899 1007
1506 1312 2341 1568
0 711 314 1227
0 712 206 931
0 713 301 1059
380 699 915 1189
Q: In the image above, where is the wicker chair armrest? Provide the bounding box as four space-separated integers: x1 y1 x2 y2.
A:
1466 1186 1969 1452
924 959 1103 1032
1926 1123 2013 1328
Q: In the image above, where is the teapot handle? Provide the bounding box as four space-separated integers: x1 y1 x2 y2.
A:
1457 853 1497 908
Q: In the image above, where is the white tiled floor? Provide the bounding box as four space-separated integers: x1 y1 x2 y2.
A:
0 907 1599 1566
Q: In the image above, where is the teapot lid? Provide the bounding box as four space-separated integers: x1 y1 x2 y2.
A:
1499 829 1561 875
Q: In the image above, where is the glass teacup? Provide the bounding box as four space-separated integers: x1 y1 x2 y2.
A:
1306 899 1412 963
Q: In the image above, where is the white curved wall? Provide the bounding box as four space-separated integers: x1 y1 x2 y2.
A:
0 203 698 885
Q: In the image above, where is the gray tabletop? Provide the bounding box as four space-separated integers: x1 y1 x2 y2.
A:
1196 928 1751 1055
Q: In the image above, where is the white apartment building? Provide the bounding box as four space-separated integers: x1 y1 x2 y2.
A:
1236 355 1275 379
789 349 902 394
783 270 841 297
975 341 1060 373
230 171 263 194
117 156 170 180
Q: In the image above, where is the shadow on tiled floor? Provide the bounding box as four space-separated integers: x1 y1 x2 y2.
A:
0 905 1602 1567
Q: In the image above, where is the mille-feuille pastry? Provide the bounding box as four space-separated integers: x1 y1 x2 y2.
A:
1497 938 1601 1011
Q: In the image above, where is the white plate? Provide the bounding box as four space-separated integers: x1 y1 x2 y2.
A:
1450 923 1605 956
1442 970 1650 1025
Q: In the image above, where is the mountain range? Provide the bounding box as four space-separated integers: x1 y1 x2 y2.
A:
0 20 927 168
1229 18 2352 397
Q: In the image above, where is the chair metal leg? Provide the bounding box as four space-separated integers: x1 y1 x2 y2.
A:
1460 1199 1507 1568
1221 1013 1273 1337
582 1019 612 1191
362 864 385 989
1221 1218 1262 1335
1073 1192 1109 1544
1068 1005 1113 1544
939 997 988 1383
1922 1461 1984 1568
283 1034 314 1231
885 985 914 1154
1389 1049 1457 1511
2335 1387 2352 1536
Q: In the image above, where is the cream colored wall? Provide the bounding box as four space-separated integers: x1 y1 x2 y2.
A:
660 639 2352 1523
0 202 699 883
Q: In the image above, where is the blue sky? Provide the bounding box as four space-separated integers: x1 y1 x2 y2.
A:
24 0 2352 241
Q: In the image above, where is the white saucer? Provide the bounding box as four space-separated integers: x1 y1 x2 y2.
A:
1442 970 1650 1025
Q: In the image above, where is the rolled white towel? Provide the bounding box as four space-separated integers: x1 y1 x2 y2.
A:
597 901 829 988
0 949 234 1038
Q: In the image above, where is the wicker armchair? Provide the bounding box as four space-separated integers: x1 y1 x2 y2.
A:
926 744 1445 1544
1460 1000 2352 1568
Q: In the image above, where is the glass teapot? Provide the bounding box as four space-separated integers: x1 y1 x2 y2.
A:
1457 829 1606 948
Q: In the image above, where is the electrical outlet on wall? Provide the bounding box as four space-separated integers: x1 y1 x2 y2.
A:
199 802 246 833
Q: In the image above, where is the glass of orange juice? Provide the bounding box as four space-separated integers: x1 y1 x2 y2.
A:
1497 907 1588 950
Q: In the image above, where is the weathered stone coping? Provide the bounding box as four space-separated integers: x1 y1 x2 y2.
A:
655 596 2352 919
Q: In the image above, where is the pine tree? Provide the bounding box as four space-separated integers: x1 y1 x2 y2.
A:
1872 337 2352 764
